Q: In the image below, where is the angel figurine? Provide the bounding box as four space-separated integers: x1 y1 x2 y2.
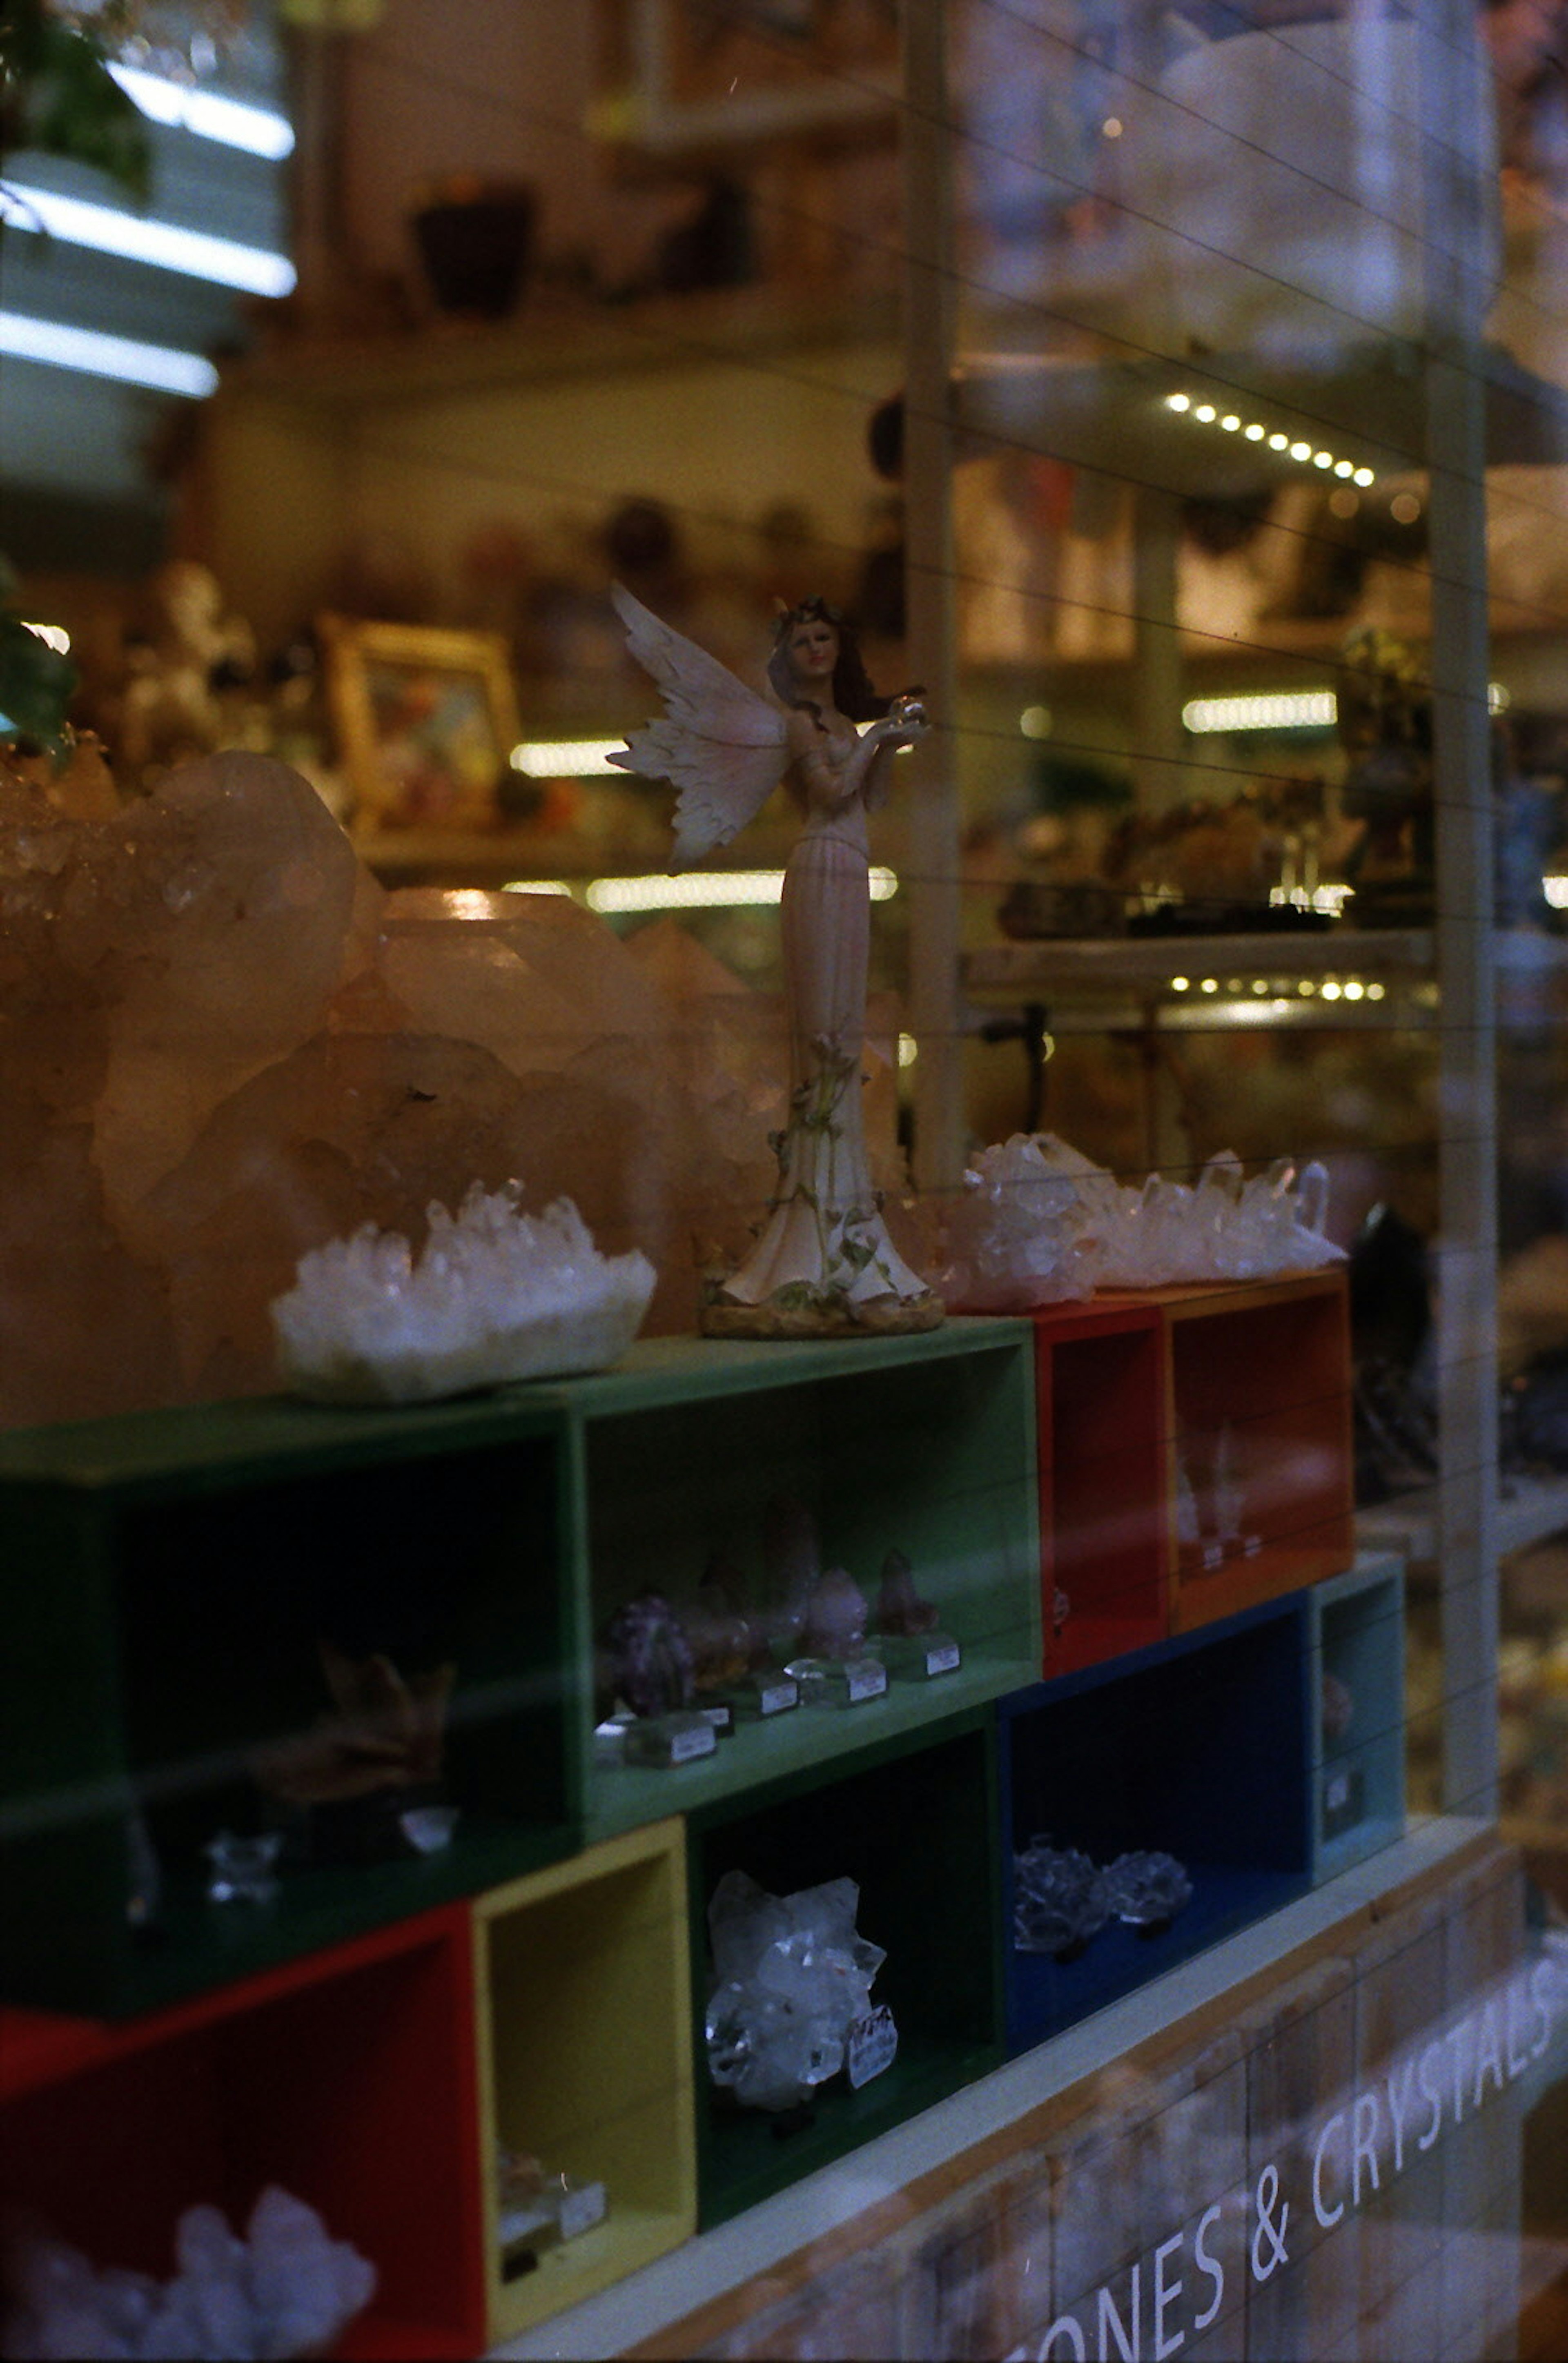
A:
610 584 944 1336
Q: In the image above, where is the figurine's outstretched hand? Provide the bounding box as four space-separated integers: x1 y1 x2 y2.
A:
875 693 929 754
608 584 788 871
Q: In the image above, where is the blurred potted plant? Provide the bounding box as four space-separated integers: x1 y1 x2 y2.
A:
1 0 149 757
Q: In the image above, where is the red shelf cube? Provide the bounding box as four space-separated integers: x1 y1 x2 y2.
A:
1029 1299 1169 1677
0 1907 487 2361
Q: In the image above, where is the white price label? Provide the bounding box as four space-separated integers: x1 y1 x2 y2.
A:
700 1703 734 1734
924 1640 961 1676
1202 1541 1224 1572
1325 1771 1352 1814
669 1721 716 1764
846 2004 898 2089
846 1659 888 1703
758 1678 799 1716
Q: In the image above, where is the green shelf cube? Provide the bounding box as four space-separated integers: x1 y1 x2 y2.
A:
0 1392 580 2016
515 1320 1040 1845
684 1705 1005 2227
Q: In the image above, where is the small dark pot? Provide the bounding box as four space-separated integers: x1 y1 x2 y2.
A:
412 185 537 318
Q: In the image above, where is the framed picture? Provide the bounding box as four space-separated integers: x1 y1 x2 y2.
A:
596 0 899 155
321 617 521 832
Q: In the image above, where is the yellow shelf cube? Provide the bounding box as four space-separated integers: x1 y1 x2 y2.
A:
472 1817 696 2341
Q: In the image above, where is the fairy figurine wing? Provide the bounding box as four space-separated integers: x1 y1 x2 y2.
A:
608 583 788 872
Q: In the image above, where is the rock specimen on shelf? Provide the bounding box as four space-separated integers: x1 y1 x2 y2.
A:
760 1494 822 1657
704 1869 890 2113
874 1547 941 1638
938 1131 1347 1309
1102 1850 1194 1930
0 2185 375 2361
270 1182 655 1403
1012 1838 1110 1958
935 1132 1100 1309
687 1554 758 1690
598 1592 696 1722
796 1566 871 1662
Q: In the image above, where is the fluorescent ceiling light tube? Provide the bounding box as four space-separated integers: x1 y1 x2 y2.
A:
509 739 624 777
587 868 899 914
1183 691 1337 733
0 311 218 396
1 182 296 296
108 64 294 158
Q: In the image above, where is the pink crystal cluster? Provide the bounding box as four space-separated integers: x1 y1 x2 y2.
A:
1 751 905 1428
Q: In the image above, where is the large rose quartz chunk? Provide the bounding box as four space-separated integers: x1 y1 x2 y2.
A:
0 753 912 1426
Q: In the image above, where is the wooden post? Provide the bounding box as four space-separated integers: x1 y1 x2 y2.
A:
1421 0 1499 1820
901 2 964 1190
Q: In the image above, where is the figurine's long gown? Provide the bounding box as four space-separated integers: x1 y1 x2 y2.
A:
713 739 935 1317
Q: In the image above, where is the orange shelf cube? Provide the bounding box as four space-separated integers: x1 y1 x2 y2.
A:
1148 1269 1355 1632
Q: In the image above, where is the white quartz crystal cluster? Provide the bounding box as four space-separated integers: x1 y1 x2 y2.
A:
271 1183 656 1404
1 2186 375 2361
705 1870 889 2113
939 1133 1345 1308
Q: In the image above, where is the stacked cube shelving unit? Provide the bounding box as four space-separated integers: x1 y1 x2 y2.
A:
0 1281 1401 2340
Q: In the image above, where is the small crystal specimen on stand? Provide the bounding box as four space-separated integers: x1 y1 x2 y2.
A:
1103 1850 1194 1931
249 1644 458 1865
495 2147 607 2275
787 1567 890 1703
874 1549 961 1676
1012 1839 1110 1958
203 1830 283 1906
704 1869 892 2113
797 1567 870 1660
270 1183 655 1404
875 1548 940 1638
597 1593 695 1722
687 1554 756 1692
761 1495 820 1658
0 2186 376 2361
1321 1670 1356 1745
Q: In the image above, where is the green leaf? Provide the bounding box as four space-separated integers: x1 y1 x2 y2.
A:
2 8 150 203
0 613 78 764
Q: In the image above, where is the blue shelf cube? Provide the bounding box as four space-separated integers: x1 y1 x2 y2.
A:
998 1597 1313 2055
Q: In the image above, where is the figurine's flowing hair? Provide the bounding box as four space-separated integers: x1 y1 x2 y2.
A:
767 596 893 728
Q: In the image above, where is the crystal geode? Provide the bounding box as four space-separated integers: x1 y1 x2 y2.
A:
270 1182 655 1403
704 1869 889 2112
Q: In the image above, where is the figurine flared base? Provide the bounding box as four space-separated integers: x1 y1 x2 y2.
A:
699 1290 946 1340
